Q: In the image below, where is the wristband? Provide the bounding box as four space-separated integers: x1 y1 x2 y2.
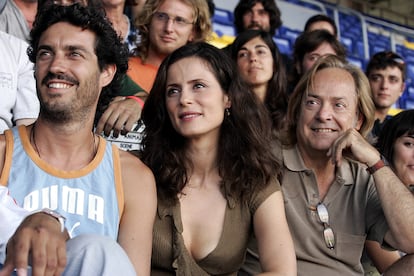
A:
36 208 66 233
125 96 145 109
366 159 386 174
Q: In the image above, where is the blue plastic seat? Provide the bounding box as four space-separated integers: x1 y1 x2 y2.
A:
407 85 414 99
213 7 233 25
341 36 353 54
283 28 301 46
273 36 291 55
355 40 365 58
406 63 414 81
403 98 414 109
212 22 235 37
347 55 365 70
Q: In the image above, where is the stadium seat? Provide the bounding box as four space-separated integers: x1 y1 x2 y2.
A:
212 22 235 37
341 36 353 54
347 55 365 70
273 36 291 55
283 28 301 46
403 98 414 109
213 7 233 25
213 0 414 112
407 63 414 81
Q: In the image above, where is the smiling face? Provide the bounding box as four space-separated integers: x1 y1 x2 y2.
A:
148 0 195 59
236 36 273 92
165 57 231 140
392 134 414 186
35 22 114 122
296 67 363 154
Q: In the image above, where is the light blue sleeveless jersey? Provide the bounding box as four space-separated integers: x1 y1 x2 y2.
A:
3 126 123 240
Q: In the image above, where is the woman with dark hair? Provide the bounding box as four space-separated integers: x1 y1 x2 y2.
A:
231 29 288 131
139 42 296 275
361 110 414 275
377 109 414 190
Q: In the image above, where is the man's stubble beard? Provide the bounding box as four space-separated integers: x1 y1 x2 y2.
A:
37 76 101 125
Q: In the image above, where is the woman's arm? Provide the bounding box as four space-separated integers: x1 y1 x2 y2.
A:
253 191 297 275
365 240 400 273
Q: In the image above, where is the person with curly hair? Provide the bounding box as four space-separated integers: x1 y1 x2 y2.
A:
0 4 156 275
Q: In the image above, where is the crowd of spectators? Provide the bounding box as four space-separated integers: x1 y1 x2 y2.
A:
1 0 414 275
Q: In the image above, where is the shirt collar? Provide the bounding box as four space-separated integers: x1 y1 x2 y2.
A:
282 144 354 186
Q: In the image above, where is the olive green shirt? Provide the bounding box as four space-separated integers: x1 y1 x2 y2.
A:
241 144 389 276
151 181 280 275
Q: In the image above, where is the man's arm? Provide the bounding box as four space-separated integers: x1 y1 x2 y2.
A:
384 254 414 275
95 75 148 137
15 118 36 127
0 135 67 275
0 213 69 276
95 94 147 137
0 135 6 181
117 150 157 276
13 34 39 127
373 167 414 253
329 128 414 253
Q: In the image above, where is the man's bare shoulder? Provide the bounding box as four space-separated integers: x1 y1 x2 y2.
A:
0 134 7 178
0 134 6 148
118 149 157 211
118 150 156 187
119 150 151 172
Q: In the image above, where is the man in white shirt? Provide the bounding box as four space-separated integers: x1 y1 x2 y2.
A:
0 30 39 134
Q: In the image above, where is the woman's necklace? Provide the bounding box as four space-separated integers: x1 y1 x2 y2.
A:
30 124 98 162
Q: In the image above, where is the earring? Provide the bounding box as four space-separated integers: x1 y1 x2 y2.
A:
225 108 230 117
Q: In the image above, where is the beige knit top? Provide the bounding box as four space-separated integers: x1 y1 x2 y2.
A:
151 181 280 275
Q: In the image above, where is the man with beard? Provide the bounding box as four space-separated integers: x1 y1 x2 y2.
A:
0 4 156 275
224 0 291 69
233 0 282 36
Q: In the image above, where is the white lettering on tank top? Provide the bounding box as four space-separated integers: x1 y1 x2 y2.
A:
22 185 105 224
